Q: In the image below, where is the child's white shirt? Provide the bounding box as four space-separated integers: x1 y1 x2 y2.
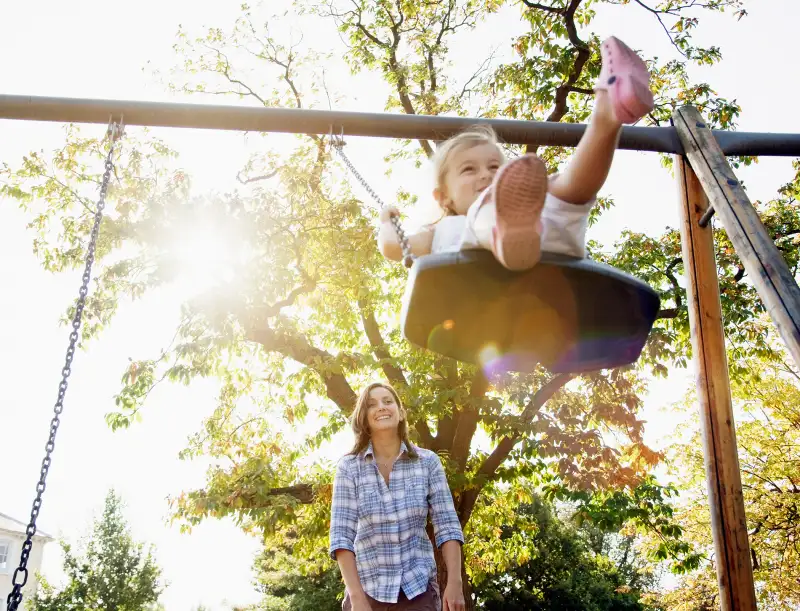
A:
429 191 594 259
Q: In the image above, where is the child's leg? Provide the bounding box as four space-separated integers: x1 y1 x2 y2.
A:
461 38 653 269
548 37 654 206
547 91 623 205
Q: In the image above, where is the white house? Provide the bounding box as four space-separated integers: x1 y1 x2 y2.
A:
0 512 53 606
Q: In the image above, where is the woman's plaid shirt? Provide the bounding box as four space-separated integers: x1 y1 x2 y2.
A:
329 441 464 603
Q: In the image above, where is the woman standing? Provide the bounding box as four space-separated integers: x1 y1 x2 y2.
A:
329 382 466 611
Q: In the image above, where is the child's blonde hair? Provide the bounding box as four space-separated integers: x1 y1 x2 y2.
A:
432 124 505 216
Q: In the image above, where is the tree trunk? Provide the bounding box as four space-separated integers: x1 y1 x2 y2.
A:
428 524 475 610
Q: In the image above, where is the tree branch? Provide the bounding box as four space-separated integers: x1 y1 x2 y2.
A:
544 0 590 124
236 169 279 185
386 48 434 156
356 300 434 446
354 20 391 49
431 362 460 451
246 325 357 415
775 228 800 242
449 372 490 471
455 51 496 105
238 484 316 506
432 414 456 452
627 0 691 58
523 0 590 154
562 0 589 50
520 0 564 14
457 373 574 521
266 484 315 503
263 282 317 320
658 257 683 319
657 308 679 319
358 300 407 387
201 42 268 107
414 420 436 448
355 1 434 157
52 176 98 217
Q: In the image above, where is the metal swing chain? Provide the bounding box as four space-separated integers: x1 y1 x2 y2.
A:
329 134 415 268
6 121 123 611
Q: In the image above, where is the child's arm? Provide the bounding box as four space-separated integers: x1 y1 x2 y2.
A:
377 206 434 261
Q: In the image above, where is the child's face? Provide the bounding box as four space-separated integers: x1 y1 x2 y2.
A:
436 142 503 215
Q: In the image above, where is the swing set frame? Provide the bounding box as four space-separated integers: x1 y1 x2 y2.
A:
3 93 800 611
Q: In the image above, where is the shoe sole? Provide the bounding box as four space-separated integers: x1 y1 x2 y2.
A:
492 154 548 271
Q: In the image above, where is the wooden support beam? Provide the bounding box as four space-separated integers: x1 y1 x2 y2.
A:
675 155 757 611
673 105 800 369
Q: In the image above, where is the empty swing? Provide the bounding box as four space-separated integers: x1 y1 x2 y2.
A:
331 137 661 375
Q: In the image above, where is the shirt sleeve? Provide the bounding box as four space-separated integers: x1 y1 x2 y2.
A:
427 453 465 548
329 458 358 560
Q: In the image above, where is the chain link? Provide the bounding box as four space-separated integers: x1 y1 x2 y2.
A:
6 125 121 611
330 138 415 268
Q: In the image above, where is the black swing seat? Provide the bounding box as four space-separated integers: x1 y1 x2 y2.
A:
400 250 661 374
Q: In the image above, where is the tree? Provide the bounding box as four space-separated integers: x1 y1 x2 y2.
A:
29 489 163 611
247 494 657 611
474 494 655 610
252 543 344 611
2 0 787 608
660 343 800 610
235 489 665 611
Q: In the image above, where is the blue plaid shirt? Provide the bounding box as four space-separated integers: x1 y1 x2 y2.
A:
329 441 464 603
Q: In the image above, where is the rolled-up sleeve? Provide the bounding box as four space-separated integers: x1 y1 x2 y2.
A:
329 457 358 559
426 453 465 548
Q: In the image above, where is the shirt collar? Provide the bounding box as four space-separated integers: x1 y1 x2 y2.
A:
363 440 409 460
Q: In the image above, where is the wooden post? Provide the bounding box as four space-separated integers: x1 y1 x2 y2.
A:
673 105 800 369
675 155 757 611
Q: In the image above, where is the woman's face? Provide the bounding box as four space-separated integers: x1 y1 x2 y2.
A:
366 386 403 434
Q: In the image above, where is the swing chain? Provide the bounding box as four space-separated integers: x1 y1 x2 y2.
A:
329 131 415 268
5 120 123 611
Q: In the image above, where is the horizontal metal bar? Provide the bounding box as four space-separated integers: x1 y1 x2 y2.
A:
1 94 799 157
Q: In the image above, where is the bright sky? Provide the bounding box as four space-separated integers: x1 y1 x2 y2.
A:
1 1 798 609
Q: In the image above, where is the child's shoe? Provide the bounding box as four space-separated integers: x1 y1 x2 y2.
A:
487 154 549 271
595 36 654 124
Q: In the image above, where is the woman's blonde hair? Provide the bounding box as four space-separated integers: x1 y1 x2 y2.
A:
431 124 505 216
348 382 419 458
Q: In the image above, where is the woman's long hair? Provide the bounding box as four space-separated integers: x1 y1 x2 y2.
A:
348 382 418 458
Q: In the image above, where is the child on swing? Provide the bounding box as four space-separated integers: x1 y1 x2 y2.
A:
378 37 654 270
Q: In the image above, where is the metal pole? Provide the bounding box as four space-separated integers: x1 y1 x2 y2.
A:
2 94 800 156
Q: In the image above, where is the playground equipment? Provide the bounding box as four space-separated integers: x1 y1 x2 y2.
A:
3 93 799 610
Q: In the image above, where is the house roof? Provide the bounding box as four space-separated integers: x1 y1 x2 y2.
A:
0 512 54 540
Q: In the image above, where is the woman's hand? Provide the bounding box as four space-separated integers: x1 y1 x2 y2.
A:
443 578 466 611
379 205 399 224
349 591 373 611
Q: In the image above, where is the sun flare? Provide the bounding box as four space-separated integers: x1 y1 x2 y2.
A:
168 219 248 300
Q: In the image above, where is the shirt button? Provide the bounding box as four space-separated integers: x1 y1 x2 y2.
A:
384 495 391 504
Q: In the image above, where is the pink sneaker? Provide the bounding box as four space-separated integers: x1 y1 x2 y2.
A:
488 154 548 271
595 37 654 124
